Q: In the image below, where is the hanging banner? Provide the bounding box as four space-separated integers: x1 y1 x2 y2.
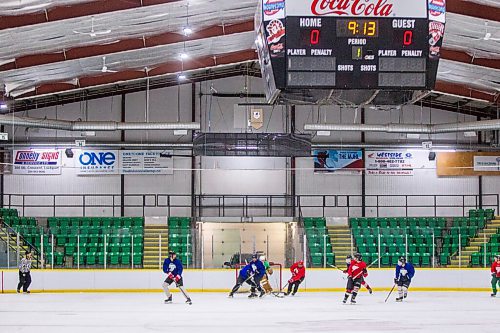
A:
13 149 62 175
76 150 119 175
474 156 500 172
365 150 415 176
313 150 363 174
119 150 173 175
438 152 500 176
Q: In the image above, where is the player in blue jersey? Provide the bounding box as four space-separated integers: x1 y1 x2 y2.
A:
394 257 415 302
228 254 266 298
163 251 192 304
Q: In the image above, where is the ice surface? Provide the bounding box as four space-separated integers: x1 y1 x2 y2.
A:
0 292 497 333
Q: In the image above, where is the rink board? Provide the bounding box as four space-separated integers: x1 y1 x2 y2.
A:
1 268 492 293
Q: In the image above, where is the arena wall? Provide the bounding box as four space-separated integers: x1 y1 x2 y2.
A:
0 268 492 293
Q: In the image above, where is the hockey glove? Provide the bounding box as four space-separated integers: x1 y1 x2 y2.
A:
288 278 295 284
167 273 175 280
174 275 181 283
343 270 348 274
394 278 398 284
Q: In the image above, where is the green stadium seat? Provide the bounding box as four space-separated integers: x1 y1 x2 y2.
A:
54 252 65 266
132 217 143 227
421 254 431 266
359 219 369 228
133 253 142 265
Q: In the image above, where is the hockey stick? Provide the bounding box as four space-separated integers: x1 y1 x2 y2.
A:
384 283 397 303
271 282 289 298
175 282 192 304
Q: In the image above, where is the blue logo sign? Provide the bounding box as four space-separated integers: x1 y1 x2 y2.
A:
79 152 116 166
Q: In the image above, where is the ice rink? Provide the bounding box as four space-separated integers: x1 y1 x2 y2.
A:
0 291 497 333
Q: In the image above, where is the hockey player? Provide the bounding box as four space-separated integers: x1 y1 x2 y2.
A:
342 253 367 304
259 255 274 294
345 255 372 294
17 251 32 294
228 254 266 298
491 255 500 297
286 260 305 296
395 257 415 302
162 251 192 305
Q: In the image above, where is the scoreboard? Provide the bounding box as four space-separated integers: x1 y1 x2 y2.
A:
255 0 446 104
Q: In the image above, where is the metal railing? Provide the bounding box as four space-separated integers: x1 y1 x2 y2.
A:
2 193 498 218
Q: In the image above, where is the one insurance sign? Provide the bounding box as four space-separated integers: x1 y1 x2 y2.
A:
13 149 62 175
76 150 119 175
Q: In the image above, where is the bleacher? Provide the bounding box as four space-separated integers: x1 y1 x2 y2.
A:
303 217 335 267
472 234 500 266
350 217 445 267
1 213 145 268
46 217 144 267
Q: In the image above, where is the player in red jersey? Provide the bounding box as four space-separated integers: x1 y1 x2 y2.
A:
344 255 373 294
343 253 367 304
491 255 500 297
285 261 305 296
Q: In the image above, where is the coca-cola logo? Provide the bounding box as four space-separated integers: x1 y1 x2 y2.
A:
311 0 394 16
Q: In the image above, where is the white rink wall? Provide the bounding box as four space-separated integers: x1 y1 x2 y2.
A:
1 268 492 292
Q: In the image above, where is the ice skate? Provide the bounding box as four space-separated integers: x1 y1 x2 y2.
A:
248 292 258 298
491 293 497 298
164 295 172 304
396 297 403 302
259 290 266 298
350 299 357 304
228 293 234 298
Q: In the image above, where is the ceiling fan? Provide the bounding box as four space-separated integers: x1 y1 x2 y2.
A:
73 17 112 37
91 57 118 73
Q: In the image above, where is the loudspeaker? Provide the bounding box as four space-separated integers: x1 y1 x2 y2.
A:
65 148 74 158
428 152 436 161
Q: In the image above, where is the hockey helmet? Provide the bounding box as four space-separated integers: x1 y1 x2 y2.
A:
169 251 176 257
354 253 362 261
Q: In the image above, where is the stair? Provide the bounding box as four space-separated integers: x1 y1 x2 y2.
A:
142 224 169 269
0 227 42 268
448 217 500 267
327 226 352 266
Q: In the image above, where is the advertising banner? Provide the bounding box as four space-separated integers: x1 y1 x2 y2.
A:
13 149 62 175
120 150 173 175
437 152 500 176
473 156 500 172
76 150 119 175
365 150 414 176
286 0 428 18
313 150 363 174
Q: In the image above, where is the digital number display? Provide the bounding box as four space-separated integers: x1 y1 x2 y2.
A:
337 20 378 37
352 46 363 60
378 73 426 87
288 57 336 71
288 72 336 87
379 58 426 72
